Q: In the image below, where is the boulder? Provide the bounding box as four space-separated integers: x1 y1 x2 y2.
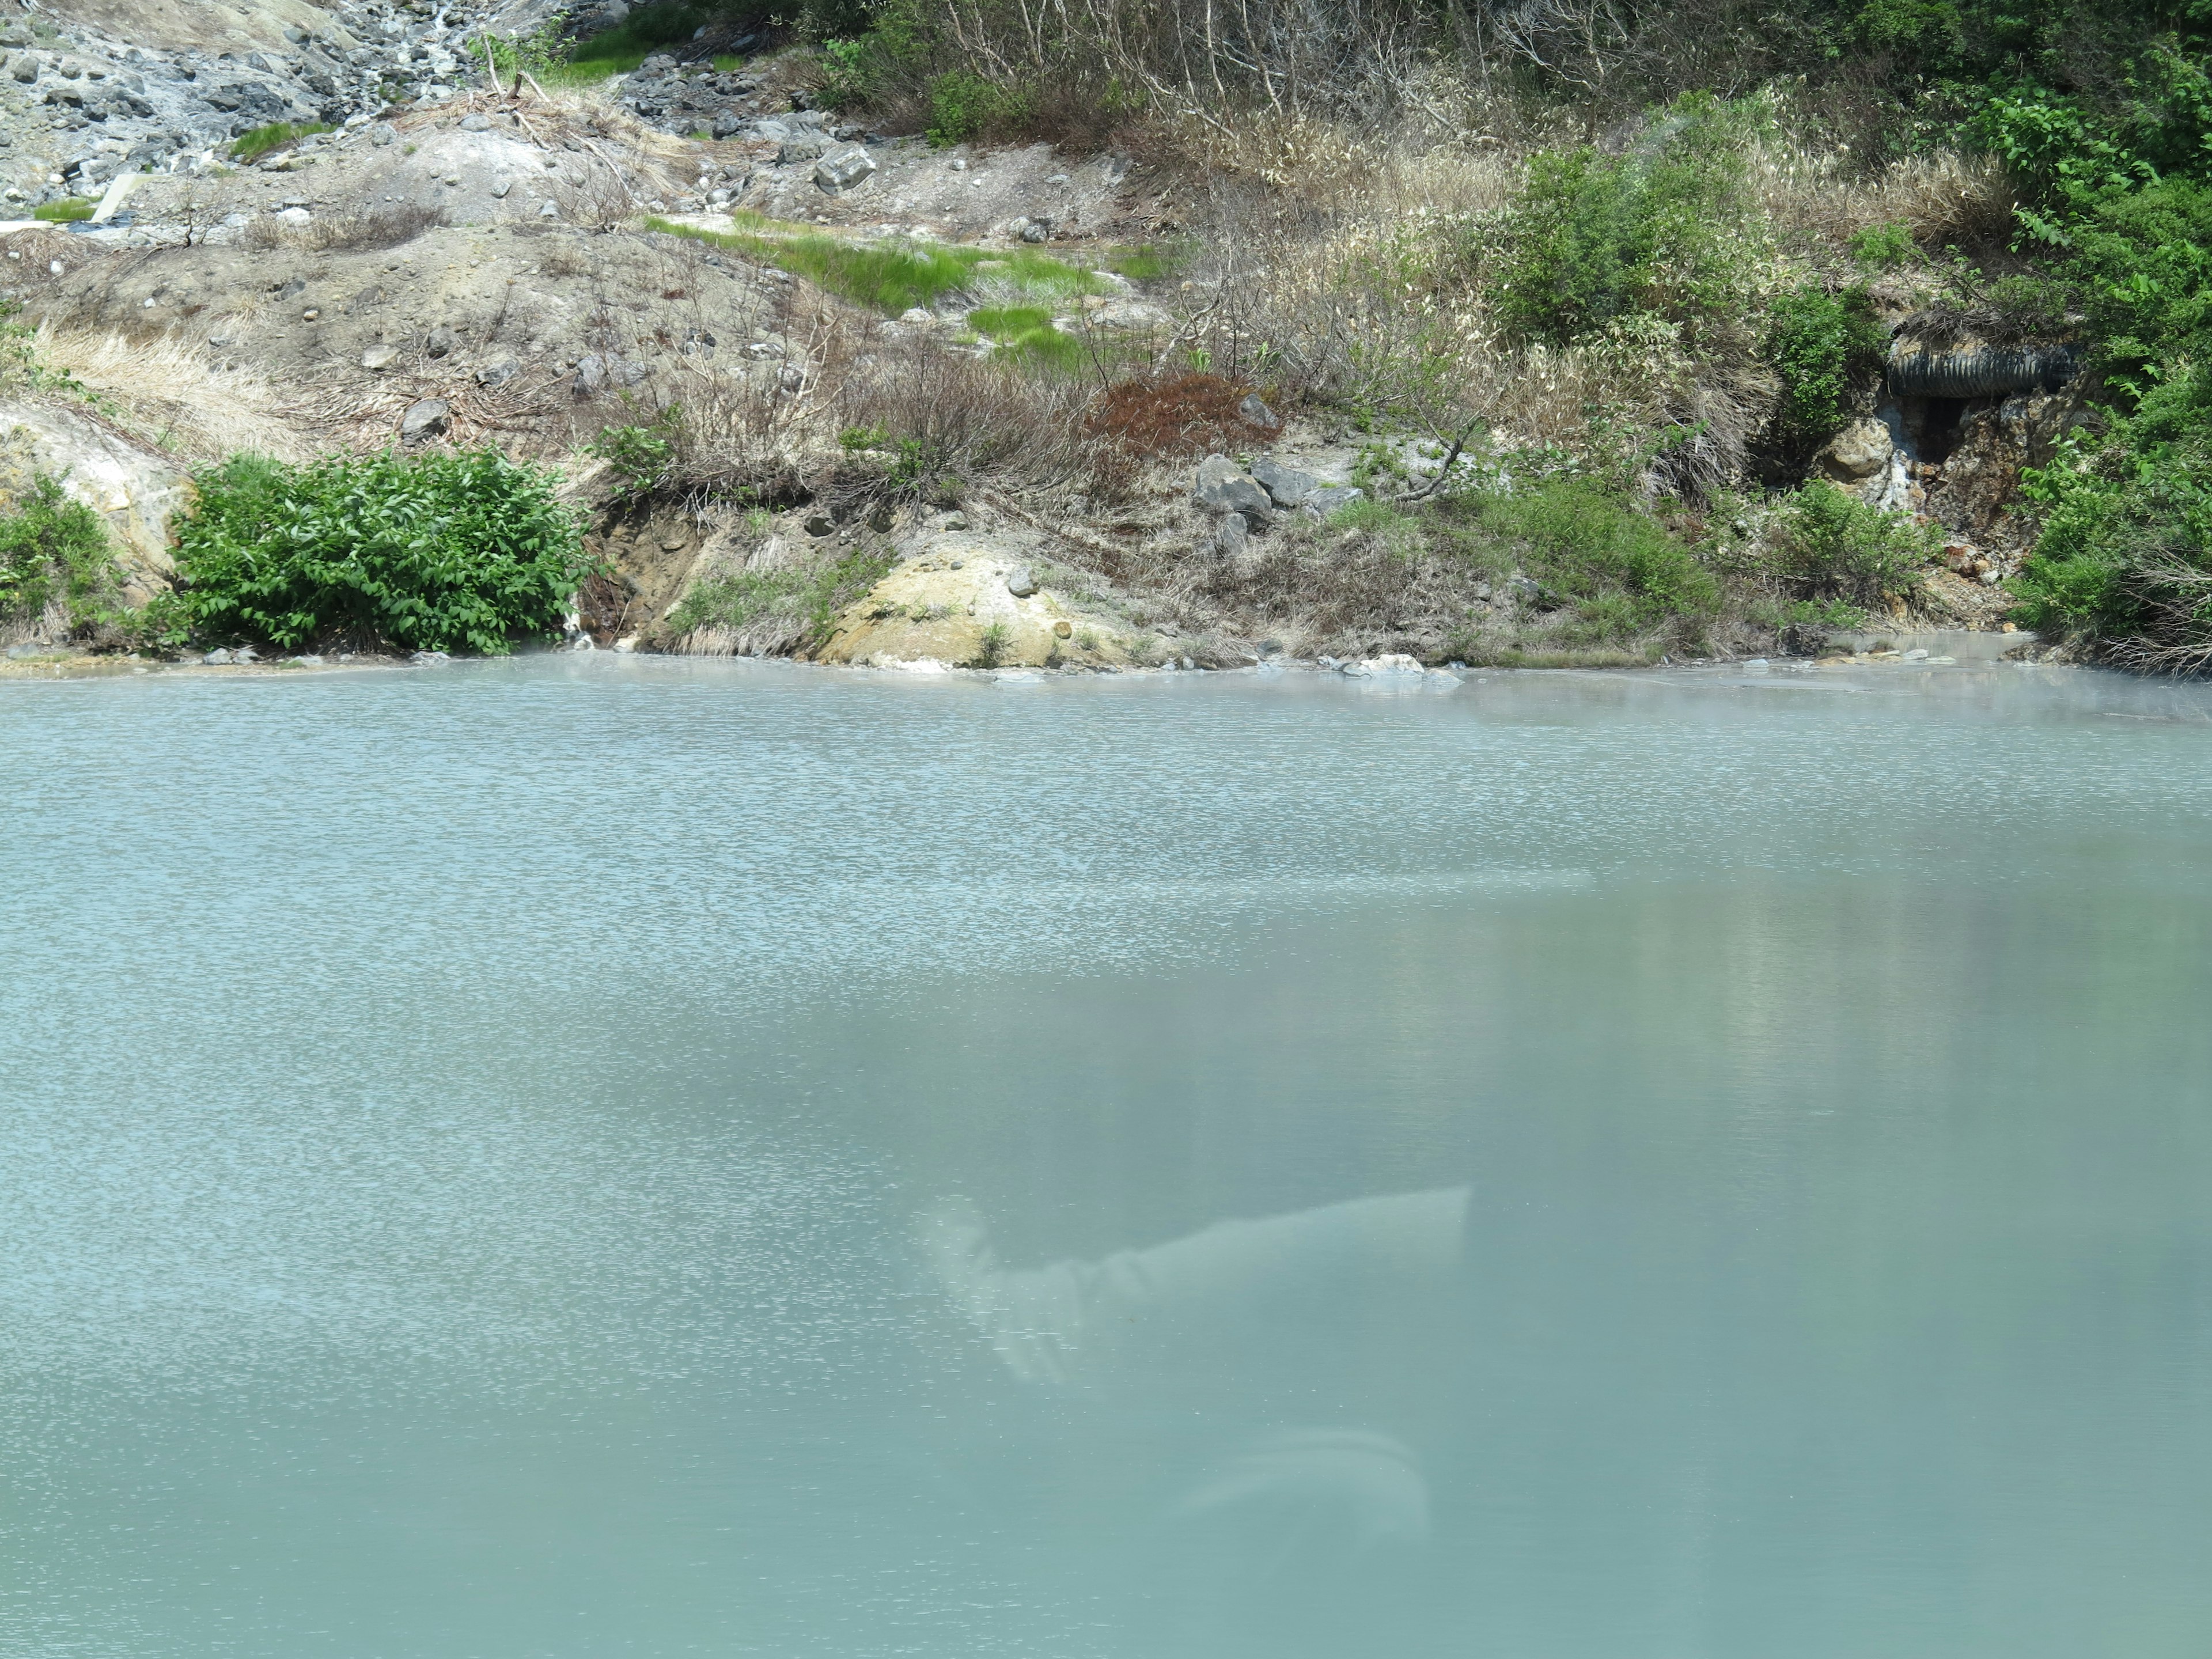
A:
778 135 828 166
1251 455 1320 507
1240 392 1279 429
1192 454 1272 524
1819 417 1893 480
1211 512 1248 559
400 399 450 444
1003 564 1037 597
369 122 397 146
459 113 490 131
814 145 876 193
424 324 456 359
711 109 745 138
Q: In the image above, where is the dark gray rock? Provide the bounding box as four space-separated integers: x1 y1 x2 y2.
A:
1306 485 1363 513
400 398 450 443
1211 512 1248 559
1251 455 1319 507
814 143 875 193
476 358 519 388
1239 392 1279 429
1192 454 1272 524
424 324 456 358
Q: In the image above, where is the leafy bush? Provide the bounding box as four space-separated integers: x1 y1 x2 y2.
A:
175 449 587 654
588 407 684 503
1494 97 1757 345
0 473 120 630
1773 483 1937 605
926 70 1033 146
2066 178 2212 396
1848 221 1916 270
1765 283 1886 448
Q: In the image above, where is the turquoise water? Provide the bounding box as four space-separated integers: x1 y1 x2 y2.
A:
4 655 2211 1657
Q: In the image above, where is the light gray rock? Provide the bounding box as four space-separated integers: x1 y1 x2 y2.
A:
537 199 558 218
400 398 450 443
1251 455 1319 507
1306 485 1363 513
778 135 828 165
361 343 396 370
815 143 876 193
1240 392 1279 428
572 354 608 396
1003 564 1037 597
490 178 512 198
476 358 518 388
202 647 232 664
369 121 396 146
1192 454 1272 524
459 112 489 131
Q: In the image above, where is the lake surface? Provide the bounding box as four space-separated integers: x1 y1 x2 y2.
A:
5 654 2211 1658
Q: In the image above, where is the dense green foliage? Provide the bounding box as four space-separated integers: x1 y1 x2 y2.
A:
1777 482 1940 606
0 474 119 628
1766 285 1887 449
1495 101 1756 345
588 408 684 503
175 450 587 654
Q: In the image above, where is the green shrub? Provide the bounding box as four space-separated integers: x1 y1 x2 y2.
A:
175 449 587 654
0 473 120 629
2067 178 2212 397
1774 483 1938 605
1436 479 1720 632
1848 221 1917 270
1765 283 1886 448
971 619 1011 667
229 121 331 163
588 407 683 503
926 70 1032 146
1494 97 1756 344
32 197 96 222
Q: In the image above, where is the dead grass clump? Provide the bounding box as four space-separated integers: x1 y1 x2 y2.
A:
245 203 452 253
835 339 1137 500
1086 373 1276 457
29 324 316 465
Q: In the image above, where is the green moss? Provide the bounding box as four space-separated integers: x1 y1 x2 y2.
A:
647 215 1107 315
228 122 331 163
32 198 97 222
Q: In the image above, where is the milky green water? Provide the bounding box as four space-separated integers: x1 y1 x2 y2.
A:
4 654 2211 1658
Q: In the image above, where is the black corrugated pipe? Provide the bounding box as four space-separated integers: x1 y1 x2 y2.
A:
1887 343 2081 399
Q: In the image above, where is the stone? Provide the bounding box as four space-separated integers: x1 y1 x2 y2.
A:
1004 565 1037 597
572 354 608 396
814 143 876 193
233 643 259 664
1240 392 1279 429
1192 454 1272 524
898 306 932 325
937 511 968 531
369 121 396 146
778 135 828 165
202 647 232 664
476 358 518 389
537 199 558 218
361 343 396 370
711 109 744 138
1306 485 1363 513
1009 215 1052 243
491 178 512 198
400 398 450 444
274 206 312 226
1820 417 1892 479
424 324 456 358
1211 512 1248 559
1251 455 1320 507
804 512 836 537
459 112 489 131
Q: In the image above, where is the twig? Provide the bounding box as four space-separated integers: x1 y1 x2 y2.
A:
1396 416 1482 502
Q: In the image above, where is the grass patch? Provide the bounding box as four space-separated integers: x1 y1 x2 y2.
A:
32 198 96 222
228 121 331 163
1097 243 1185 281
647 215 1106 315
967 304 1082 366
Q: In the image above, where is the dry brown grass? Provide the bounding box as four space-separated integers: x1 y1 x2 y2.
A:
30 324 319 465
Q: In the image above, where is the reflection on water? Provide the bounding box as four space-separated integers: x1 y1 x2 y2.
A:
5 655 2212 1658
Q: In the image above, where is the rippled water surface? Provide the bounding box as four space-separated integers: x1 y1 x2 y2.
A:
5 654 2211 1658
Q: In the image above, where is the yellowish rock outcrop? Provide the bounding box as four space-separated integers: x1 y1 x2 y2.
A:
813 541 1133 668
